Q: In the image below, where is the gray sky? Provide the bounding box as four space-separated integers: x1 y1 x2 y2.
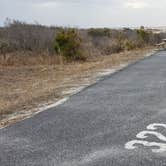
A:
0 0 166 28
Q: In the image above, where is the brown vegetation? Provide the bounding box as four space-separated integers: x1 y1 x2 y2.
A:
0 47 155 127
0 19 163 126
0 19 164 66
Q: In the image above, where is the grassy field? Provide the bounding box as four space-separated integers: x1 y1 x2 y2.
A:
0 47 155 127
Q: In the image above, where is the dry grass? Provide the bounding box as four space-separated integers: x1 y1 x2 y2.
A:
0 47 155 127
0 51 61 66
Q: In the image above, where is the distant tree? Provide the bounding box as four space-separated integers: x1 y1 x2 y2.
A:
140 26 145 30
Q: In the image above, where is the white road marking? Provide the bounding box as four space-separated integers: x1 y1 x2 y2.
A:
137 130 166 142
125 140 166 153
147 123 166 130
125 123 166 153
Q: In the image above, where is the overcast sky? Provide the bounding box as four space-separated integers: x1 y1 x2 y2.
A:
0 0 166 28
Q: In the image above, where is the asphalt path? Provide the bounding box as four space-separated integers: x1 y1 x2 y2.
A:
1 51 166 166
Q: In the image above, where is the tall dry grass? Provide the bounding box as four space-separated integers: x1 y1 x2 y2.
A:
0 52 64 66
0 47 154 120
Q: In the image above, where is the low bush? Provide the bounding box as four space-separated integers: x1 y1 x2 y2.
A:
88 28 111 37
0 39 10 59
0 19 165 65
124 40 137 51
137 29 150 43
54 28 85 61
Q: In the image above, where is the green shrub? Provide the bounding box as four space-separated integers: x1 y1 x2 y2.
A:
88 28 111 37
0 40 9 53
0 40 9 59
137 29 150 43
54 28 85 60
124 40 136 51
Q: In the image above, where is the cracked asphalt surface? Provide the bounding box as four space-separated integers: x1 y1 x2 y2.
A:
1 51 166 166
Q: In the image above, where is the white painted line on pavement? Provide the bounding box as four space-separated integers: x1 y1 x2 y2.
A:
125 123 166 153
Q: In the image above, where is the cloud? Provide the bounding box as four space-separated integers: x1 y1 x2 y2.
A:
0 0 166 27
125 1 148 9
33 1 57 8
124 0 166 9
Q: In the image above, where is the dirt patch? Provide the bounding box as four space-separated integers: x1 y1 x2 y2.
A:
0 47 156 128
